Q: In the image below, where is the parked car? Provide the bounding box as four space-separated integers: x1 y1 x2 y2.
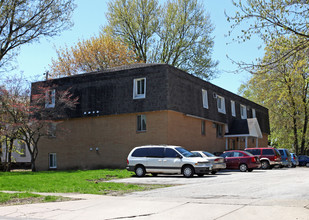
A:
278 149 292 167
290 153 299 168
298 155 309 167
245 147 282 169
191 151 226 174
220 150 261 172
126 145 213 177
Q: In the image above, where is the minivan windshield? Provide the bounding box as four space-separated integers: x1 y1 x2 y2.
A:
176 147 196 157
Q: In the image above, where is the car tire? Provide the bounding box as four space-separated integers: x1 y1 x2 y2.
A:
182 165 194 178
261 161 270 169
211 171 217 175
135 165 146 177
239 163 248 172
306 163 309 167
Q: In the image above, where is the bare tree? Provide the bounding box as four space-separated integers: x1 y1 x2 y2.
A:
0 0 76 70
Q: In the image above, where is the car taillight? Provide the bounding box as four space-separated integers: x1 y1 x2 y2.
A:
251 157 256 162
127 159 129 165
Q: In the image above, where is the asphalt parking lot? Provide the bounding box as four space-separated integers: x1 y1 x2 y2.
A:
0 167 309 220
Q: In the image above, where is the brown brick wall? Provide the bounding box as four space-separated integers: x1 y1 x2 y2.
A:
36 110 269 170
166 111 226 153
36 111 169 171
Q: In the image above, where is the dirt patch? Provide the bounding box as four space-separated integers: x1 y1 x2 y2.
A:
1 196 78 207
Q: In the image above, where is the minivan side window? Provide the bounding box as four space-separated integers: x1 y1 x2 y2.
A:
132 148 149 157
148 148 164 157
262 149 275 155
165 148 180 158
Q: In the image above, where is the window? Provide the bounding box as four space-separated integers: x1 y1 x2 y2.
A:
252 109 256 118
201 120 205 135
132 148 149 157
164 148 179 158
231 100 236 117
148 148 164 157
217 95 226 114
202 89 208 108
262 149 275 155
45 89 55 108
137 115 146 131
216 123 223 137
240 104 247 119
49 153 57 169
133 78 146 99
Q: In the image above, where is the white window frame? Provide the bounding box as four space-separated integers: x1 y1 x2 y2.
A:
133 78 146 99
217 95 226 114
202 89 208 109
252 108 256 118
231 100 236 117
240 104 247 119
49 153 57 169
45 89 55 108
137 115 146 131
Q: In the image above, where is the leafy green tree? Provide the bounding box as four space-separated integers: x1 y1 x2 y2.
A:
106 0 218 79
239 36 309 154
0 0 76 70
227 0 309 69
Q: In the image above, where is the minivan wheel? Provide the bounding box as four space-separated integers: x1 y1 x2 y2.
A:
135 165 146 177
306 163 309 167
239 163 248 172
183 165 194 178
261 161 270 169
211 171 217 175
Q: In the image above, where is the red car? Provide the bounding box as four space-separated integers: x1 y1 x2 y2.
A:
245 147 282 169
220 150 261 172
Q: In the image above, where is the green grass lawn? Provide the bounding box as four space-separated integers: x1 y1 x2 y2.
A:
0 169 165 195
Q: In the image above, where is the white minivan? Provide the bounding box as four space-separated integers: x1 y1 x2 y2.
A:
126 145 213 177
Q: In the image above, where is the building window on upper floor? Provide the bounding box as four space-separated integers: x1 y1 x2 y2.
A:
133 78 146 99
216 123 223 138
252 108 256 118
202 89 208 109
217 95 226 114
137 115 146 132
240 104 247 119
231 100 236 117
49 153 57 169
45 89 55 108
201 120 206 135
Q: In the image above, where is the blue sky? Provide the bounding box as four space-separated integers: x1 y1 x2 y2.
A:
12 0 264 94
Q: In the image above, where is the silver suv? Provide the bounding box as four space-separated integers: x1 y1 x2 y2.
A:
126 145 212 178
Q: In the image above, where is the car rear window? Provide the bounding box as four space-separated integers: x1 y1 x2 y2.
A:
262 149 275 155
132 148 149 157
279 150 284 155
246 149 260 155
203 151 215 157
